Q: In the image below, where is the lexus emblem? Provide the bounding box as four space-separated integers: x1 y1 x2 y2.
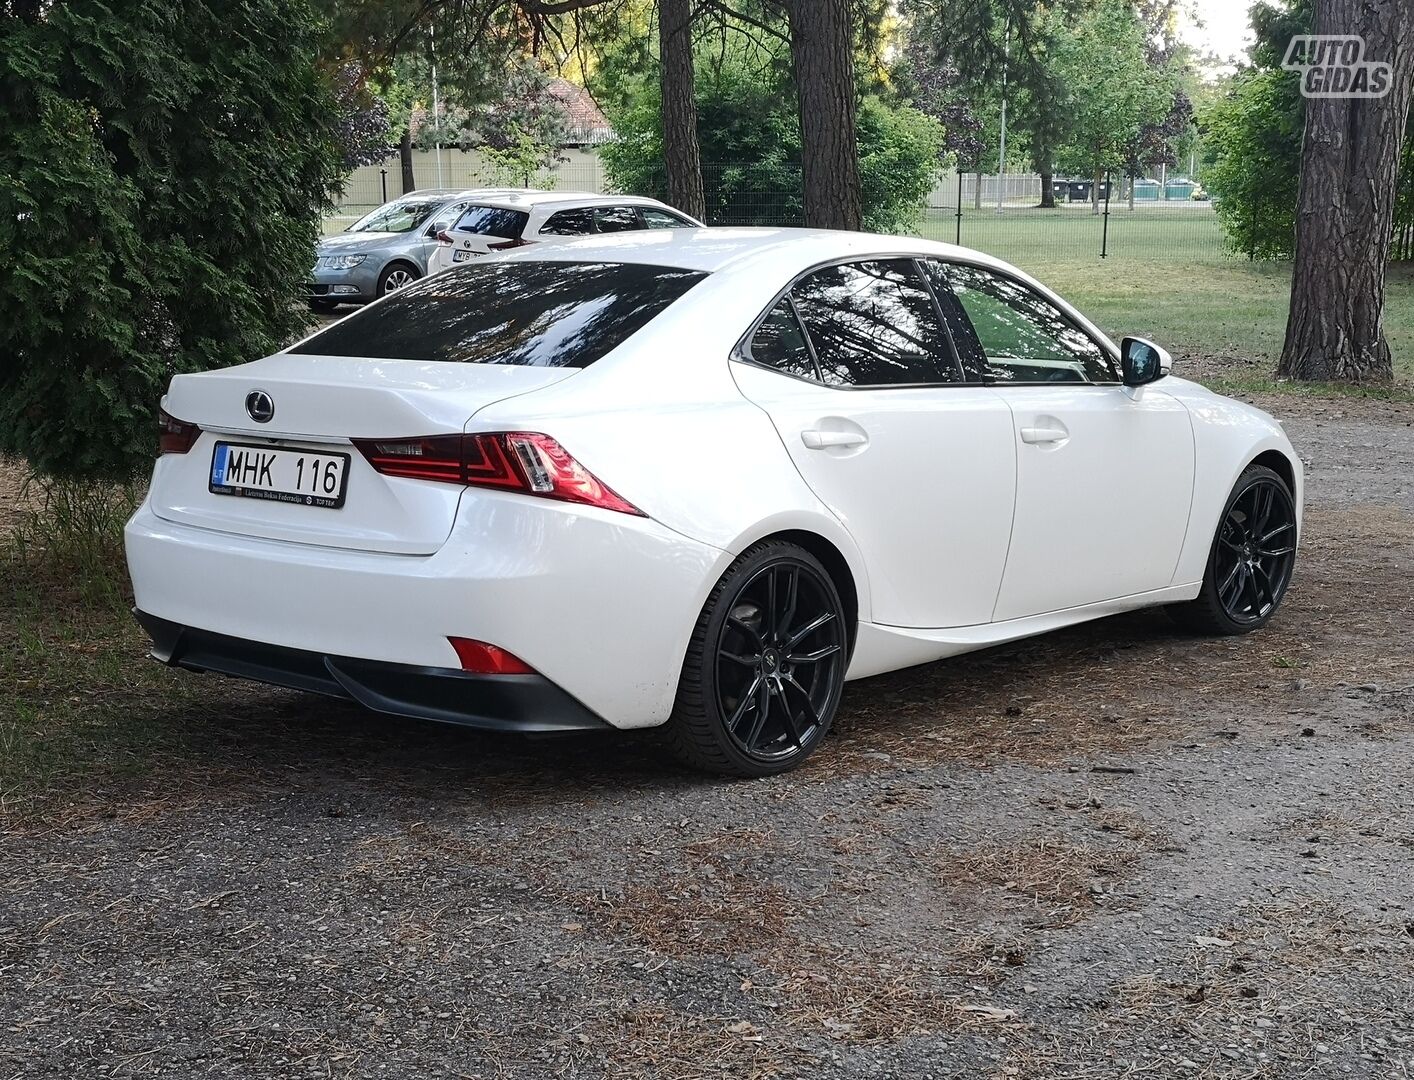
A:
245 390 275 424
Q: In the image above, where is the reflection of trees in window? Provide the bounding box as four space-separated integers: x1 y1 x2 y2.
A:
750 300 817 379
790 260 955 387
294 262 705 367
944 265 1110 384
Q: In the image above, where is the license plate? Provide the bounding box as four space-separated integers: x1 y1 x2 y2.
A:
452 249 478 263
210 443 350 509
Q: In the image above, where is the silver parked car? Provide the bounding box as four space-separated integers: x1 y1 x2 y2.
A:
307 188 520 310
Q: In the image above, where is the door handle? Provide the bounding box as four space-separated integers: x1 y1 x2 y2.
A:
1020 425 1069 445
801 429 869 450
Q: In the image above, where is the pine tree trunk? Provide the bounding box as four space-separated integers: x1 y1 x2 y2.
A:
784 0 861 230
1279 0 1414 382
399 129 416 195
658 0 705 220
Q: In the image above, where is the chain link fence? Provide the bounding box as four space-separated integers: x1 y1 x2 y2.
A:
328 151 1230 266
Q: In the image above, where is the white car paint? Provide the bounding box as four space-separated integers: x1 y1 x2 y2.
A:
126 228 1302 740
424 191 704 275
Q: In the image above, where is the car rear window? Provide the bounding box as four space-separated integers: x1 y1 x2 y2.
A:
452 205 530 238
291 260 708 368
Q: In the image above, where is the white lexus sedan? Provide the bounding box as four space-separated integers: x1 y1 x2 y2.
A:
126 229 1301 776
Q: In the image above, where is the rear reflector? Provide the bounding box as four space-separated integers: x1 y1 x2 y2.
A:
449 637 534 675
353 432 643 516
158 408 201 454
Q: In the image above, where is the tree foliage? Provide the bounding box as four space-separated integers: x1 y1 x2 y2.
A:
599 43 942 233
1194 0 1308 258
0 0 344 480
1199 69 1302 258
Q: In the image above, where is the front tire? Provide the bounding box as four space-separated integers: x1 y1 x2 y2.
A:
662 541 849 777
377 261 419 296
1169 464 1297 636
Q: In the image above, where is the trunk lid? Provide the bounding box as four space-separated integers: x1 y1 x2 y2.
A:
151 353 575 554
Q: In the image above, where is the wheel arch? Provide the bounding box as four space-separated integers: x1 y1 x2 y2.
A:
1249 448 1296 496
378 258 420 285
745 527 861 658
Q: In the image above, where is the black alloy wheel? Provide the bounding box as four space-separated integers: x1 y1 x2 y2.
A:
1170 464 1297 635
663 542 848 776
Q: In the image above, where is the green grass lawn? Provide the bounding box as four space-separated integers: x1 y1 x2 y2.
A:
918 206 1414 386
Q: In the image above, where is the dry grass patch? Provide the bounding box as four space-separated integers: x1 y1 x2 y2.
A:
936 814 1167 930
587 1005 804 1080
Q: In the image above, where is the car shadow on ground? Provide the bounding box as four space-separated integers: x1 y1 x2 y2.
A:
119 606 1208 814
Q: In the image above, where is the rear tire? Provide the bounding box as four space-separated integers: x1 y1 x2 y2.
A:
661 541 848 777
1168 464 1297 636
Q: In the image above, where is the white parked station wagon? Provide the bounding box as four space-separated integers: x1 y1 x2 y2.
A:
425 190 702 275
126 229 1301 776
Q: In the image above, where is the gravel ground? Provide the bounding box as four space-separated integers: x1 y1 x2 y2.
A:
2 394 1413 1079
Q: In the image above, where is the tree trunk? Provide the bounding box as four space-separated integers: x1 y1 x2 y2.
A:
399 128 416 195
784 0 861 230
658 0 706 220
974 172 983 210
1039 170 1055 209
1091 169 1102 215
1279 0 1414 382
1128 173 1136 211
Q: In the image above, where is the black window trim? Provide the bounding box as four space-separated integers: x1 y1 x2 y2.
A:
733 253 969 392
733 252 1120 390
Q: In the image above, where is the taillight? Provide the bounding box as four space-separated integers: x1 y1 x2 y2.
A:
448 637 534 675
158 408 201 454
488 238 531 250
435 230 454 245
352 432 644 516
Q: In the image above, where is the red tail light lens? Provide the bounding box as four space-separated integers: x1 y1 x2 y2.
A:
448 637 535 675
158 408 201 454
353 432 644 516
488 238 531 250
435 230 455 245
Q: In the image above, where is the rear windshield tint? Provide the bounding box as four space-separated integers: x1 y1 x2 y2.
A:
291 261 708 367
452 205 530 238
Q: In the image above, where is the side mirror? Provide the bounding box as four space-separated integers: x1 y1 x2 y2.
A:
1120 336 1172 387
426 221 449 237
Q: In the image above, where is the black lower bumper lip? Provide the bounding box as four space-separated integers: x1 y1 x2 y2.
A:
134 611 610 734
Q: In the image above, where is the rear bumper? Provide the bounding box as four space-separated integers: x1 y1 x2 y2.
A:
136 611 609 732
125 494 729 729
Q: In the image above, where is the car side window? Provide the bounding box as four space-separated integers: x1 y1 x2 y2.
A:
789 259 959 387
539 207 596 236
593 206 642 233
748 299 817 380
426 201 470 236
940 263 1115 384
640 208 694 229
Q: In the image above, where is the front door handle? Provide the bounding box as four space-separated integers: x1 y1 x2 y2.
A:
801 429 869 450
1020 425 1069 445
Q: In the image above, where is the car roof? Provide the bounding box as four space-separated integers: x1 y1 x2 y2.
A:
494 226 1020 277
459 190 686 212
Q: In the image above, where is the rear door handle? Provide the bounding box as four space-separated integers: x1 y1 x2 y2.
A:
801 429 869 450
1020 425 1069 445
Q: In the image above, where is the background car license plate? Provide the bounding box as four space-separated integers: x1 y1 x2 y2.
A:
452 249 477 262
210 443 350 509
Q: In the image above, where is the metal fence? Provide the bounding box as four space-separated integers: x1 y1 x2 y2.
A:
328 153 1231 266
